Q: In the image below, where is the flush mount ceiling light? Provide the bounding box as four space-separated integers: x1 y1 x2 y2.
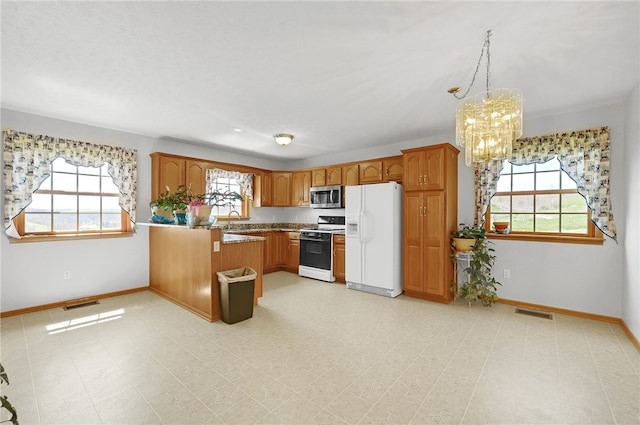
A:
449 30 523 167
273 133 294 146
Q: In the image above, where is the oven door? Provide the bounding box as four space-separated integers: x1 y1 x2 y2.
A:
299 231 332 270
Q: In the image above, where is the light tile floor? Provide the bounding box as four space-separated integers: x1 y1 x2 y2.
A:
1 271 639 425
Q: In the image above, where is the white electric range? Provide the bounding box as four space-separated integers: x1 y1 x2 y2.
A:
298 216 345 282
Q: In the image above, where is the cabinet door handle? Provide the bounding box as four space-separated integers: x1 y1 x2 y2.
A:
418 175 422 184
423 175 428 185
386 167 389 176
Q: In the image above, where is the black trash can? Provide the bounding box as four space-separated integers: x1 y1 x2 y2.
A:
217 267 256 324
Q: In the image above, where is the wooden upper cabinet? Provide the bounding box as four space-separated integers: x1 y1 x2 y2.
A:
186 160 207 195
291 171 311 206
253 171 272 207
326 166 342 186
342 164 359 186
311 169 326 187
402 145 453 191
402 151 424 192
152 154 186 200
383 156 404 182
272 172 292 207
424 149 445 190
359 160 383 183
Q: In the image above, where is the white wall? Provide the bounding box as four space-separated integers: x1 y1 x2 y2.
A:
0 109 284 312
490 102 626 317
623 84 640 340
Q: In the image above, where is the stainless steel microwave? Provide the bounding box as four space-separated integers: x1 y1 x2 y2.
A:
310 185 342 209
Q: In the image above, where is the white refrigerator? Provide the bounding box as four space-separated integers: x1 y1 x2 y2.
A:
345 182 403 297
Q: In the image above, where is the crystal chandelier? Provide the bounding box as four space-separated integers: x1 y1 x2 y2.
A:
449 30 523 167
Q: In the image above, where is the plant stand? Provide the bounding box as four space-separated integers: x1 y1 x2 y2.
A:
453 251 474 304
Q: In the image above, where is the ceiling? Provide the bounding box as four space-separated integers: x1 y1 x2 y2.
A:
2 1 638 161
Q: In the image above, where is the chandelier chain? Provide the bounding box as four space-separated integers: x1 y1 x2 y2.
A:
452 29 492 100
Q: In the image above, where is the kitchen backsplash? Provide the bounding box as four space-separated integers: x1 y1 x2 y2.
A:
248 206 345 224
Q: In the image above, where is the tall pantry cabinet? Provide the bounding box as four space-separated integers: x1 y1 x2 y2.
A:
401 144 459 304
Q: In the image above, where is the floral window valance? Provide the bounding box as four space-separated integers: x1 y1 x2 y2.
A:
474 126 616 241
3 129 138 238
205 168 253 201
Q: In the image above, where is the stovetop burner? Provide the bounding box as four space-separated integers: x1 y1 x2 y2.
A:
301 215 345 234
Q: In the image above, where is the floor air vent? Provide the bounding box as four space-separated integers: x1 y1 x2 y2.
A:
63 299 99 311
515 307 553 320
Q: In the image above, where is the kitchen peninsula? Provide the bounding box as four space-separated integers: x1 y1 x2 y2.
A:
147 224 264 322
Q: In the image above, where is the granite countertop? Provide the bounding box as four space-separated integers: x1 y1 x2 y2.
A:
139 221 308 237
225 228 300 234
223 233 266 244
223 223 310 234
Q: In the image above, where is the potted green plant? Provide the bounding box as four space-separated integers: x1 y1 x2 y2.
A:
451 223 484 252
450 223 501 306
150 185 193 224
205 190 243 210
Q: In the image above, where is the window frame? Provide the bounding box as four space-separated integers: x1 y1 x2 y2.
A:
12 159 133 242
485 159 603 245
206 174 250 220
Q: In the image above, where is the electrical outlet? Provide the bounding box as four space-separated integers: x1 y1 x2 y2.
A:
213 241 220 252
503 269 511 278
63 270 71 280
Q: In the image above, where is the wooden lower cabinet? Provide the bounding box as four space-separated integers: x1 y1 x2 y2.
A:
403 192 449 300
149 226 263 322
248 231 287 273
284 232 300 273
333 234 346 283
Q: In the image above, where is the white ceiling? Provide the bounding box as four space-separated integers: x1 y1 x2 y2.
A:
2 1 638 161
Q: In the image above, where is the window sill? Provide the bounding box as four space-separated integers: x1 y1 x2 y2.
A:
9 232 134 244
486 232 604 245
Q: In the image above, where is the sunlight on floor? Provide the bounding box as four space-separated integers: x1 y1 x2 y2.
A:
46 308 124 334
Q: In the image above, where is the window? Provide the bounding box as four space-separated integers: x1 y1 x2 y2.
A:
4 129 137 240
486 156 602 243
205 168 253 219
17 158 131 237
207 176 249 218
